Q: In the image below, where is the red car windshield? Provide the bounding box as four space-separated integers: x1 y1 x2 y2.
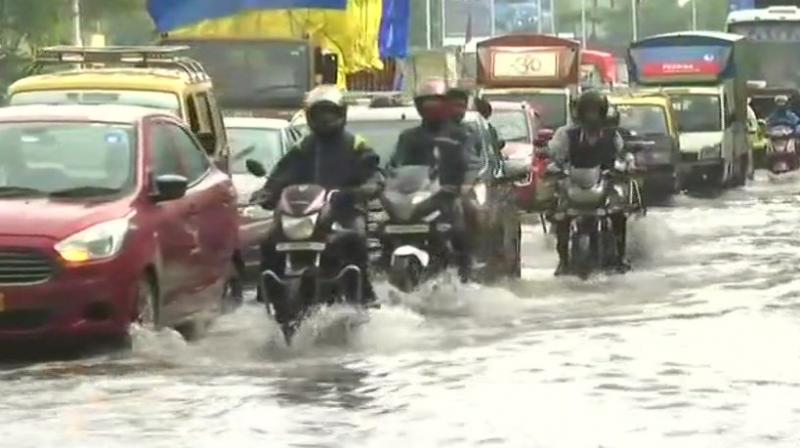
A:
0 121 136 197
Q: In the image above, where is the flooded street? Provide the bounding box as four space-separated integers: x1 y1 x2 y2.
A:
3 172 800 447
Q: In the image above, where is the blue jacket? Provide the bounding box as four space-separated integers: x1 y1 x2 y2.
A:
767 109 800 128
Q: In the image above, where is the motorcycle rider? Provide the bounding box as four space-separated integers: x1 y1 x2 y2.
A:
767 95 800 128
474 95 504 154
389 78 472 281
257 85 384 304
546 89 631 276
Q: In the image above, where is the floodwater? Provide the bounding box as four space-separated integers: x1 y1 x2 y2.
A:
3 172 800 447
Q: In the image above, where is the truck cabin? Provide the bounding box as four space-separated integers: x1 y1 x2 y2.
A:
627 32 746 134
580 49 617 88
476 34 581 135
158 36 338 113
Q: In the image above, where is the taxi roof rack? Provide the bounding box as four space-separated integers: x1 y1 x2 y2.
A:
34 45 211 83
343 91 411 107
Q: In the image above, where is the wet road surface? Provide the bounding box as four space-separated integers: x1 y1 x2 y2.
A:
3 172 800 447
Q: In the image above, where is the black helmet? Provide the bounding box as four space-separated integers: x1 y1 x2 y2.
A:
304 85 347 137
575 89 609 129
474 96 492 119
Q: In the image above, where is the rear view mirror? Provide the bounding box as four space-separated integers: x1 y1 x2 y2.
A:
534 128 554 147
153 174 188 202
196 131 216 155
246 159 268 177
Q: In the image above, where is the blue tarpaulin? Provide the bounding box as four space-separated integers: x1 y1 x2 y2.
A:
147 0 348 32
728 0 754 11
378 0 410 58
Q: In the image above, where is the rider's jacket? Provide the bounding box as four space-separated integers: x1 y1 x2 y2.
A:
767 109 800 128
389 122 469 187
260 131 383 210
546 124 625 170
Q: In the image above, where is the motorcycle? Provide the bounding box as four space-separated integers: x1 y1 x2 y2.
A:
551 160 644 279
766 124 800 174
378 165 454 292
245 160 366 343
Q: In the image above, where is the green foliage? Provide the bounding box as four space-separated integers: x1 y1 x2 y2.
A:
0 0 153 88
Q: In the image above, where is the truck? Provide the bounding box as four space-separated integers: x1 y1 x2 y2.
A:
627 31 752 190
158 35 338 118
580 49 618 88
475 34 581 136
726 5 800 119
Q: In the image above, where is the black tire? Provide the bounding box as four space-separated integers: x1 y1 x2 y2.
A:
388 255 422 293
222 260 245 313
511 224 522 279
570 231 592 280
134 276 160 331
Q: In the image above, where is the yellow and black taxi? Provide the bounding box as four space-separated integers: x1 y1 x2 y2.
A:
7 46 230 171
609 91 681 199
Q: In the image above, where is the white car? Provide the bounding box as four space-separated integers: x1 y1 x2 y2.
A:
224 116 302 284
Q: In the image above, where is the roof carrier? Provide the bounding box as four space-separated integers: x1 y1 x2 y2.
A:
343 91 410 107
34 46 211 83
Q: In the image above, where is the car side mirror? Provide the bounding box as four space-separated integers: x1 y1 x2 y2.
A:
758 119 767 131
534 128 554 147
152 174 188 202
497 139 506 150
196 131 216 155
246 159 268 177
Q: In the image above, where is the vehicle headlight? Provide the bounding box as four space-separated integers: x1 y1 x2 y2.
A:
54 217 131 263
282 214 318 240
411 191 433 205
700 145 721 160
241 206 274 220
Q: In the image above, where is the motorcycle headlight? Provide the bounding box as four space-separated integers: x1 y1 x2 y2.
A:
54 217 131 263
700 145 721 160
473 183 488 205
241 206 274 220
282 214 318 240
411 191 433 205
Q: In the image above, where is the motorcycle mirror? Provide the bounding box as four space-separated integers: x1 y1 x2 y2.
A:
534 128 554 147
245 159 268 177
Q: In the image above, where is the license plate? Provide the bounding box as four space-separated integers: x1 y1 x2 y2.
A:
384 224 429 234
276 241 326 252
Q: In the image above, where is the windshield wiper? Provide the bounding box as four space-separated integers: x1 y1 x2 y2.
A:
232 145 256 161
0 186 47 197
48 186 122 198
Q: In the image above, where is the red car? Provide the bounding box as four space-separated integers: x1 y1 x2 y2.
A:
0 105 239 341
488 101 549 211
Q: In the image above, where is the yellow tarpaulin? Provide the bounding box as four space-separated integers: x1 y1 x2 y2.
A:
169 0 384 87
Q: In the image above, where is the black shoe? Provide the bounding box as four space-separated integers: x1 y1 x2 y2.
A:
615 259 631 273
554 260 569 276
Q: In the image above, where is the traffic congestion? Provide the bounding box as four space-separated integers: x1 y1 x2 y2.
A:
3 0 800 445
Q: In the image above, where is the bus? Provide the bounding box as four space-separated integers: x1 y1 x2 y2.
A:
726 6 800 89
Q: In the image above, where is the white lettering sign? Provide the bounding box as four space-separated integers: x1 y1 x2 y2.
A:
491 49 559 78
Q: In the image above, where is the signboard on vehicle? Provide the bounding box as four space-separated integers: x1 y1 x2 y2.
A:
629 45 732 83
490 47 559 79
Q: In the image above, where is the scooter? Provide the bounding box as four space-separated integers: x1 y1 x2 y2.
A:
766 124 800 175
378 165 454 292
